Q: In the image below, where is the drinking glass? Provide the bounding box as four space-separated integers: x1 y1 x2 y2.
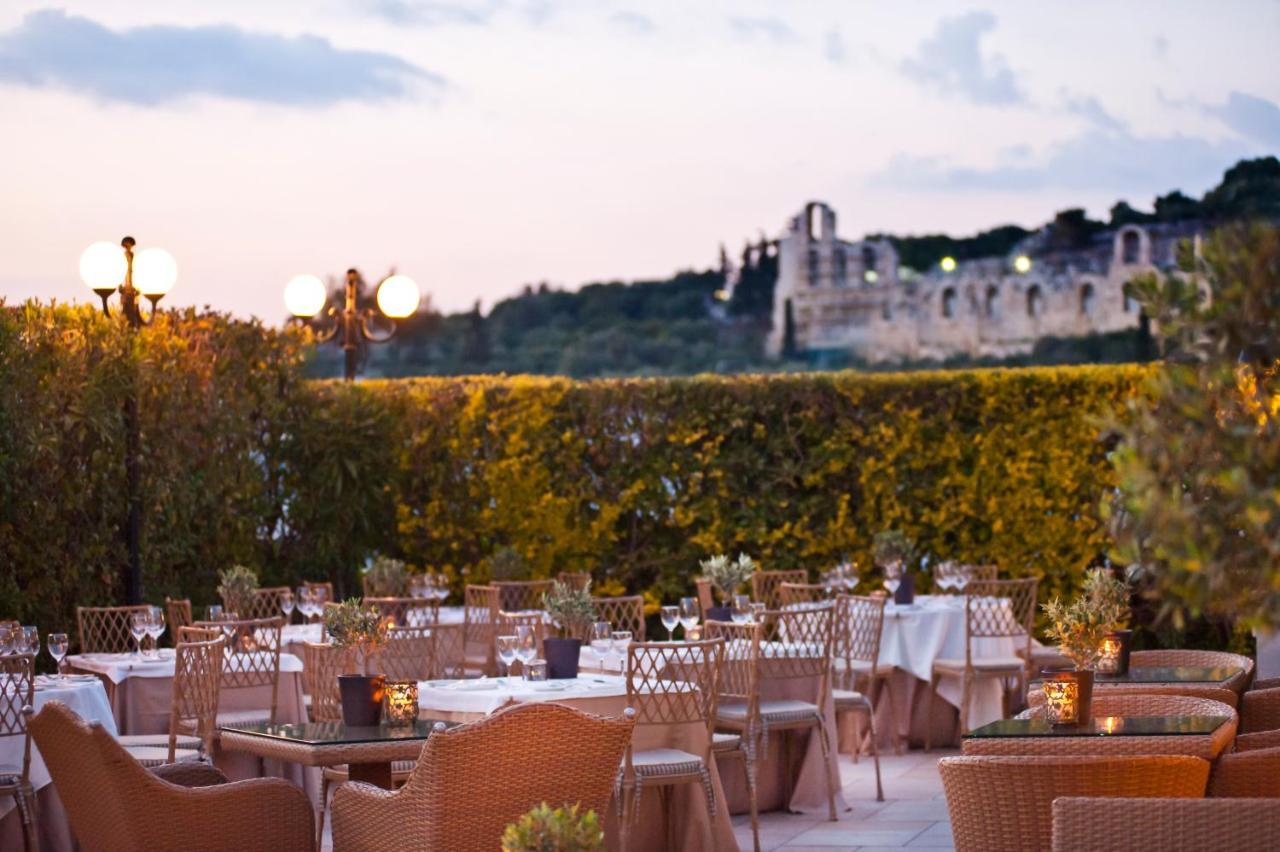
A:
433 575 451 603
610 630 632 668
749 602 767 623
0 623 14 655
730 595 751 624
20 626 39 655
660 606 679 642
883 561 902 596
147 607 166 656
589 621 612 667
280 590 295 622
48 632 69 681
514 624 537 676
130 612 148 657
496 634 518 678
678 597 700 638
206 604 224 622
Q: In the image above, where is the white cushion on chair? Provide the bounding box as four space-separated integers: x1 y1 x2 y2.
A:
718 699 821 725
117 733 202 751
214 710 272 727
833 659 894 677
831 688 869 710
932 656 1025 673
627 748 706 780
122 745 203 767
711 732 741 752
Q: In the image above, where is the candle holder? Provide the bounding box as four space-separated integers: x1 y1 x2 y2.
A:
1042 668 1094 726
383 680 419 727
1100 629 1132 675
524 659 548 681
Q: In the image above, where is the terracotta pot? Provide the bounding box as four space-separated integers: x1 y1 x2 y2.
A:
543 637 581 679
338 674 386 726
706 605 732 623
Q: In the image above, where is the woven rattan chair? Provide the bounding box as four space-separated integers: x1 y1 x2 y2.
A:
364 596 440 629
1029 682 1241 710
238 586 293 622
118 634 224 767
1235 728 1280 752
302 581 335 620
834 593 900 754
1129 649 1254 694
301 642 351 722
27 700 313 852
492 579 553 613
165 597 193 638
464 585 501 676
0 654 37 852
1052 796 1280 852
1252 676 1280 691
941 754 1209 852
927 578 1039 748
1208 745 1280 798
593 595 646 641
331 701 634 852
191 616 284 728
618 638 725 850
694 577 715 613
751 570 807 610
556 571 592 591
1240 686 1280 733
77 605 152 653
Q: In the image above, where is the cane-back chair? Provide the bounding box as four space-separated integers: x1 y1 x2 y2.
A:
463 585 501 676
77 605 152 653
556 571 592 591
593 595 646 641
364 596 440 629
119 634 224 766
1129 649 1254 695
1053 796 1280 852
695 577 715 613
164 598 193 639
0 654 38 852
751 570 808 610
191 616 284 728
492 579 553 613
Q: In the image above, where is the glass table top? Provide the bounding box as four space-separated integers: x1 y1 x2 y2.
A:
220 718 458 745
965 715 1229 739
1031 666 1243 685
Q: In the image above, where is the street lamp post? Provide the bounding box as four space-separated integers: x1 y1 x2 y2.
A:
79 236 178 605
284 268 421 380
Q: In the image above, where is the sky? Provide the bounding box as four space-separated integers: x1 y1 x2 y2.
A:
0 1 1277 321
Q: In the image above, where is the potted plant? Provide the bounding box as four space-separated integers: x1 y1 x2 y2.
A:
362 554 410 597
217 565 259 617
873 530 917 605
542 580 596 679
699 553 757 621
501 802 604 852
324 598 390 726
485 548 533 610
1041 568 1130 723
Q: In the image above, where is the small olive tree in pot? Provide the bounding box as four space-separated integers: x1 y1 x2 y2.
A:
542 581 596 679
325 598 390 725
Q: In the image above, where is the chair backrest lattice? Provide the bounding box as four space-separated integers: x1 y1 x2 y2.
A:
840 594 886 676
170 635 224 759
165 598 193 636
964 578 1038 665
760 604 837 683
694 578 715 613
464 585 501 676
0 653 35 781
779 582 837 607
752 570 808 609
498 611 548 646
303 581 335 604
593 596 646 641
192 616 283 722
176 625 221 643
703 621 760 707
625 639 724 729
381 627 436 683
365 596 440 629
303 642 354 722
556 572 591 592
77 605 152 653
242 587 292 622
492 580 553 613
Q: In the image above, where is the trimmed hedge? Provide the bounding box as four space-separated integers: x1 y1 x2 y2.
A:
0 304 1150 639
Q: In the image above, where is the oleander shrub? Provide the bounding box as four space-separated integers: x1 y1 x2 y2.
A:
0 300 1151 642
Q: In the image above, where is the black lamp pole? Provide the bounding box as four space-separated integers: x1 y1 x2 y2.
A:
299 269 402 381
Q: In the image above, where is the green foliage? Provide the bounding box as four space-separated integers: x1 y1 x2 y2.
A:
323 598 389 666
700 553 757 603
362 554 409 597
1042 568 1130 669
872 530 917 568
501 803 604 852
1107 223 1280 629
484 548 530 582
873 224 1031 273
217 565 259 615
542 580 597 639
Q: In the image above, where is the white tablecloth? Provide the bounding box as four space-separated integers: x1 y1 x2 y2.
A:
66 650 304 683
418 674 627 716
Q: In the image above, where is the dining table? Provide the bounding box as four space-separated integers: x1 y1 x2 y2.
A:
960 713 1237 759
0 674 115 852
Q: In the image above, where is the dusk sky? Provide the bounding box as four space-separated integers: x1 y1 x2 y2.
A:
1 1 1277 321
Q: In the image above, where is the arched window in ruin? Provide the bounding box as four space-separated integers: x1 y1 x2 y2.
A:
861 246 877 275
1080 283 1095 316
1027 285 1043 318
834 249 848 285
1123 291 1135 313
806 204 821 241
941 287 957 319
1122 230 1141 264
807 249 820 286
985 285 1000 318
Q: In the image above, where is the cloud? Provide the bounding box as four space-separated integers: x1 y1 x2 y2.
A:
1204 91 1280 147
871 129 1249 195
610 11 656 36
1152 35 1168 59
900 11 1025 106
1062 94 1126 133
824 29 844 64
0 9 440 106
728 16 797 43
364 0 553 27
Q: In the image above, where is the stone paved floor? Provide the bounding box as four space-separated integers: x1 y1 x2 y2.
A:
731 748 956 851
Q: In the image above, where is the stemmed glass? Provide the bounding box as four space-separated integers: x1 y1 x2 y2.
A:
296 588 315 622
147 607 166 655
280 590 295 623
432 575 450 603
749 602 767 623
589 622 612 668
730 595 751 624
20 626 39 655
514 624 537 678
678 597 700 639
496 634 517 678
883 561 903 597
660 606 679 642
130 612 148 657
0 623 14 655
48 632 68 682
610 631 632 670
206 604 224 622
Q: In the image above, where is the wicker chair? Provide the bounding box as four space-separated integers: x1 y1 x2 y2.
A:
1235 728 1280 752
751 570 807 610
77 605 152 653
1052 796 1280 852
302 581 335 618
26 700 313 852
927 578 1039 748
238 587 293 622
0 654 37 852
463 585 501 676
1240 686 1280 733
1030 682 1241 710
593 595 646 641
694 577 715 613
492 580 553 613
363 596 440 629
190 616 284 728
940 754 1209 852
331 702 634 852
556 571 592 591
118 634 224 767
1208 745 1280 798
1252 676 1280 691
619 639 725 850
301 642 351 723
165 597 193 638
1129 649 1254 694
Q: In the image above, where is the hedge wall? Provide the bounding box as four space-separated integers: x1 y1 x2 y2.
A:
0 304 1150 638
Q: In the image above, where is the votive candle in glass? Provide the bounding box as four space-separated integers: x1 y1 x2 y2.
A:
1042 677 1080 725
383 681 419 726
1095 635 1122 674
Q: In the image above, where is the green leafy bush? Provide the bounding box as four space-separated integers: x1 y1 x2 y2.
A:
362 554 409 597
543 580 596 639
700 553 757 603
501 803 604 852
484 547 530 582
217 565 259 616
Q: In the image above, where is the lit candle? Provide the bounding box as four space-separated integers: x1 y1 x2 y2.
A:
383 681 419 726
1043 678 1080 725
1099 716 1124 735
1096 635 1122 674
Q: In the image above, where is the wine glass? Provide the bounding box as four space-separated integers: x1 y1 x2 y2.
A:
610 630 632 670
730 595 751 624
206 604 224 623
883 561 902 597
496 634 517 678
514 624 537 677
749 602 767 623
147 607 166 655
280 590 295 622
0 623 14 655
433 575 451 603
589 621 612 668
130 612 148 657
660 606 678 642
48 632 68 681
678 597 700 638
19 625 38 655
